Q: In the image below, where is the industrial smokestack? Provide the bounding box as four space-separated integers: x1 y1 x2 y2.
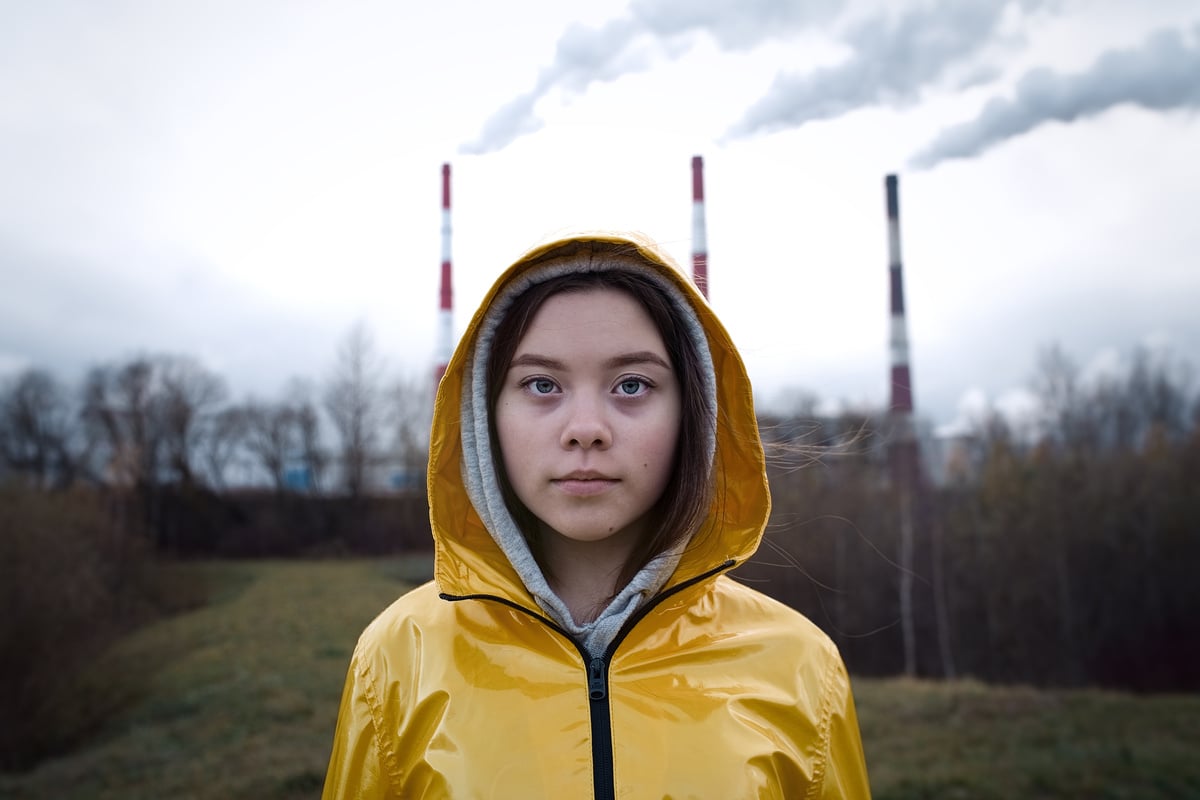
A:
885 172 921 678
691 155 709 299
435 163 453 386
886 174 914 419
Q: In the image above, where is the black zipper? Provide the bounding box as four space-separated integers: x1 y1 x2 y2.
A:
587 656 615 796
441 558 735 799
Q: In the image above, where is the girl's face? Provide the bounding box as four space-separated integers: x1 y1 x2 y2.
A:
495 287 682 552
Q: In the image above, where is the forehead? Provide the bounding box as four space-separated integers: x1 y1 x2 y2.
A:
517 287 667 352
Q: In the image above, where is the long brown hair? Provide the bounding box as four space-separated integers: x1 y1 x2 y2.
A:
486 262 714 595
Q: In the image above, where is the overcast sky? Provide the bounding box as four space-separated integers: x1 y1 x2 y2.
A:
2 0 1198 433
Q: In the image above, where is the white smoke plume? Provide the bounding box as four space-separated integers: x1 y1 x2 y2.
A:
462 0 1196 167
723 0 1019 139
909 22 1200 169
459 0 842 155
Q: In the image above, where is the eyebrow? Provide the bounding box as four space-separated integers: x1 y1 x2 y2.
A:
605 351 672 371
509 351 672 371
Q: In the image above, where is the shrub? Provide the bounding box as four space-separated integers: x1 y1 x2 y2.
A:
0 485 203 769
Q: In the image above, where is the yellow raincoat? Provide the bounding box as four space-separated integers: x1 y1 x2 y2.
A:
322 234 871 799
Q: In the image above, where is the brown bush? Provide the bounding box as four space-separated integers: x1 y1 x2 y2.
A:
0 485 205 770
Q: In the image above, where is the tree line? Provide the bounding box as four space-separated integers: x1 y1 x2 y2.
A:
0 323 429 498
2 336 1198 692
744 344 1199 691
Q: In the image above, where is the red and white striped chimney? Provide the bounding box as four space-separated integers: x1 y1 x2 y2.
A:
435 163 453 386
691 155 709 299
886 173 914 419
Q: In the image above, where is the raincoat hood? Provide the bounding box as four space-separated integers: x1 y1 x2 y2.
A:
427 232 770 616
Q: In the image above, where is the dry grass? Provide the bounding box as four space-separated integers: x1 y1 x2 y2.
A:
2 559 1198 799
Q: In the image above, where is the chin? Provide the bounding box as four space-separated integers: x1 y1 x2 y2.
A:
541 519 635 545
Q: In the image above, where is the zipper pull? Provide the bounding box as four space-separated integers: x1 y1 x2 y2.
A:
588 657 607 701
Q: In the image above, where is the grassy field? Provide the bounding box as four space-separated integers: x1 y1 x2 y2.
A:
2 559 1198 799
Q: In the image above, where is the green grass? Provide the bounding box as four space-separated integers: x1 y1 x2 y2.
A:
2 559 1198 799
855 677 1200 799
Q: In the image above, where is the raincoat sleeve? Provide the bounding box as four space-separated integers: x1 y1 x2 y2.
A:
322 647 396 800
812 656 872 799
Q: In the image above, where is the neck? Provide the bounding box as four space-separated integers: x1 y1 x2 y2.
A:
539 527 640 625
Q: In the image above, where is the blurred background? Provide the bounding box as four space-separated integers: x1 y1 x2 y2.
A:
2 1 1199 798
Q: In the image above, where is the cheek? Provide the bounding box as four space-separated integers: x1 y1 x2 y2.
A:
495 398 523 443
642 410 682 485
495 403 534 487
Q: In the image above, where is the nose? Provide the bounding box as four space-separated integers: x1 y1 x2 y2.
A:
560 396 611 450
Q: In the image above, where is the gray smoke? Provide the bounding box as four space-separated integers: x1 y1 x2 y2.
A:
910 22 1200 169
459 0 842 155
628 0 841 49
460 17 644 156
723 0 1016 139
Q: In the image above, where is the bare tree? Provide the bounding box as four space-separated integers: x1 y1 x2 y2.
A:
81 358 162 488
243 400 298 492
1031 348 1083 680
1034 344 1090 451
158 355 227 487
295 396 326 495
388 372 432 490
1121 347 1192 444
78 355 227 489
324 322 384 498
200 405 247 490
0 368 78 489
235 376 329 495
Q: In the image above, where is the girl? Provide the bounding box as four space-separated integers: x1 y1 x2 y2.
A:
322 233 871 798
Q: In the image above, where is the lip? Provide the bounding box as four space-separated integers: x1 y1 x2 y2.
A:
552 471 619 497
